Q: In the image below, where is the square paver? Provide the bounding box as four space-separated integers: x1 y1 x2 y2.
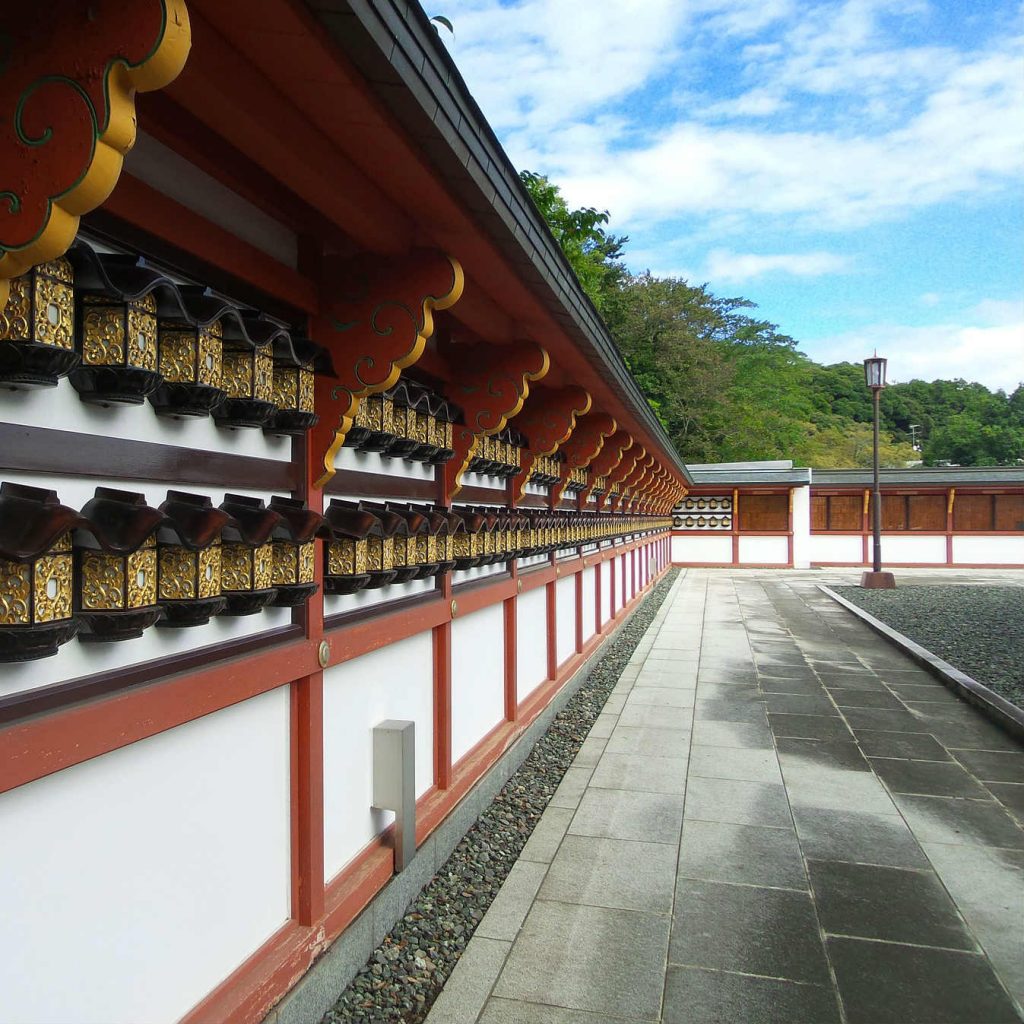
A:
539 835 676 914
669 879 830 983
768 713 853 741
901 704 1022 751
757 675 825 695
678 819 807 889
427 937 512 1024
762 693 839 716
953 750 1024 784
775 737 870 773
868 757 992 799
617 703 693 731
792 805 930 869
569 787 684 845
827 687 906 710
549 766 594 808
827 936 1021 1023
689 744 783 784
604 725 690 758
627 687 695 708
819 674 887 691
663 967 840 1024
988 782 1024 824
693 699 768 725
894 793 1024 849
479 998 635 1024
807 860 975 949
884 682 960 704
854 730 951 761
782 765 897 815
691 720 773 749
590 752 688 794
683 776 792 828
493 900 670 1020
842 708 930 733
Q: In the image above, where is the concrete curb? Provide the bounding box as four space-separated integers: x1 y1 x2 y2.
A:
819 584 1024 742
265 569 679 1024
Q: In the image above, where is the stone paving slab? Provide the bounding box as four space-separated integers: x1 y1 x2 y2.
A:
427 569 1024 1024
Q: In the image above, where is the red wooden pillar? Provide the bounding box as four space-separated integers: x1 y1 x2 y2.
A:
946 488 955 565
504 565 518 720
574 567 584 653
290 674 324 925
546 579 557 678
732 489 741 566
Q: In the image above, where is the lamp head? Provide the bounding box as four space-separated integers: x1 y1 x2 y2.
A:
863 355 887 390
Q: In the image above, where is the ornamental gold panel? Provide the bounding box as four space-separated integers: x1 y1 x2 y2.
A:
298 368 315 412
0 275 31 342
366 536 394 571
158 547 198 600
33 549 73 622
127 544 158 608
453 532 472 558
253 543 273 590
298 542 315 583
272 542 298 585
272 367 297 410
327 538 367 575
80 552 126 610
33 261 75 349
221 543 252 591
0 560 31 625
222 350 254 398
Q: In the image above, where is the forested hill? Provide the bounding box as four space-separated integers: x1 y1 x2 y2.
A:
520 171 1024 469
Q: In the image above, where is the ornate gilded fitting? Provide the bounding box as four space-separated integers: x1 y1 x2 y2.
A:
150 317 227 418
0 483 84 661
383 504 429 582
427 399 458 466
268 496 328 606
213 337 277 429
358 502 407 588
408 504 450 579
323 500 379 595
156 491 231 627
353 391 397 453
0 258 80 389
70 290 161 405
75 487 166 642
217 494 283 615
386 382 420 460
268 358 317 436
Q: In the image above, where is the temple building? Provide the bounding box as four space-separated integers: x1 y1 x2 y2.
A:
0 4 1021 1024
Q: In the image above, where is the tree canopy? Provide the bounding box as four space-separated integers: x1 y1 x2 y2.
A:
519 170 1023 469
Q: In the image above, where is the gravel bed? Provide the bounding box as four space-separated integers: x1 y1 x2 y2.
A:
834 585 1024 709
321 568 679 1024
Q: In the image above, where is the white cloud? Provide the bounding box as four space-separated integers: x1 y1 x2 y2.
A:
704 248 851 282
808 305 1024 392
436 1 1024 234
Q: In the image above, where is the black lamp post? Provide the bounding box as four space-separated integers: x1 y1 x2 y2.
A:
862 355 896 589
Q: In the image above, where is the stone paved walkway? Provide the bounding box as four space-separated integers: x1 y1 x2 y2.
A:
426 569 1024 1024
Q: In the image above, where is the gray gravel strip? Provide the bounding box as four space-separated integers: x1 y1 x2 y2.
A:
321 568 680 1024
833 585 1024 710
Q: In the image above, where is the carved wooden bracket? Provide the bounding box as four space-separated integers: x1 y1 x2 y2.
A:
508 385 592 502
311 250 464 487
604 445 645 512
581 430 632 506
0 0 191 304
439 340 550 500
620 454 654 511
548 411 616 506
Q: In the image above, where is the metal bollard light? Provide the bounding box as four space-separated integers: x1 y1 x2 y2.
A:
371 720 416 872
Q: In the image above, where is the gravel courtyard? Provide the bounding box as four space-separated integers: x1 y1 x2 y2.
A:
835 585 1024 709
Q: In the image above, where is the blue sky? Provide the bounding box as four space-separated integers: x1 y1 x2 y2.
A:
429 0 1024 392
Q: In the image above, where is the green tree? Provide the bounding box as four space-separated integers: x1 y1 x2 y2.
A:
519 171 626 309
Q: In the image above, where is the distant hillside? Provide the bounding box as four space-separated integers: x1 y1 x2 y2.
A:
522 170 1024 469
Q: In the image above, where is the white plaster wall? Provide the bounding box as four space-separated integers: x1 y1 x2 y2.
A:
324 577 436 617
601 559 613 623
619 553 628 607
791 486 811 569
0 471 291 700
516 554 550 570
450 603 505 764
0 687 291 1024
333 446 436 483
738 535 789 565
556 575 576 667
952 535 1024 565
872 534 946 564
1 388 293 461
671 533 732 564
516 586 549 700
810 534 864 564
322 633 434 881
581 566 596 642
452 563 507 586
